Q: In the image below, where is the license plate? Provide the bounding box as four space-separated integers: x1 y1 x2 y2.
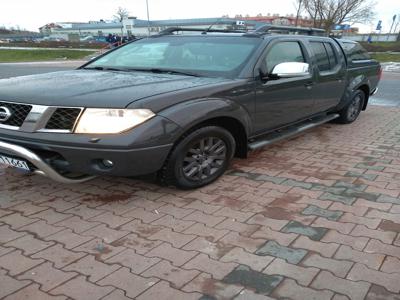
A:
0 154 30 171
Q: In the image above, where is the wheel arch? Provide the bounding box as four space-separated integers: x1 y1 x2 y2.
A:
358 84 370 110
158 98 251 158
335 82 371 112
189 116 248 158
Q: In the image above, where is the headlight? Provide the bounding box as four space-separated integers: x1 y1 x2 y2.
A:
74 108 155 134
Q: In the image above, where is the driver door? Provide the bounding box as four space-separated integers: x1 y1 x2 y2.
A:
254 39 316 133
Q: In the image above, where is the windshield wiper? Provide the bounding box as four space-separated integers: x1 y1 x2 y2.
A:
148 68 201 77
83 66 127 72
84 66 201 77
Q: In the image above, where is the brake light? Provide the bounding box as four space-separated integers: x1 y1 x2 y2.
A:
378 66 383 81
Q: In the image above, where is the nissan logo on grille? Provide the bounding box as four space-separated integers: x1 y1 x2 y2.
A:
0 107 12 122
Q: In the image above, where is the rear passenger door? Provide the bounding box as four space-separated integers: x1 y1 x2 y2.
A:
309 40 346 113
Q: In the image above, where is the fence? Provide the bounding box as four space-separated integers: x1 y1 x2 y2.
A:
342 33 399 42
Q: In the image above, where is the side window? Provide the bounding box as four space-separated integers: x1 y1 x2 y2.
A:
324 42 338 69
310 42 330 72
342 42 370 61
265 41 305 73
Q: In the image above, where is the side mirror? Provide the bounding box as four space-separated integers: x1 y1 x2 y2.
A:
271 62 310 78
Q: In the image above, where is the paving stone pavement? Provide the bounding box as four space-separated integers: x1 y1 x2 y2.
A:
0 106 400 300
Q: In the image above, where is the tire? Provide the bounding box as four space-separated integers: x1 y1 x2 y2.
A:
159 126 236 189
337 90 365 124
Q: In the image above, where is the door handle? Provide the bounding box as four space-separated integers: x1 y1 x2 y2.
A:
304 82 313 89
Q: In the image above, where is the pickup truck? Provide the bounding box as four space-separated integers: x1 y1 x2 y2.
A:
0 25 381 189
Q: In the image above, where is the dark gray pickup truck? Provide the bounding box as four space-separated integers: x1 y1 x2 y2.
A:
0 25 381 189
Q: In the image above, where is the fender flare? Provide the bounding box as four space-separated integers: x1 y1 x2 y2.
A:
335 75 370 111
157 97 253 139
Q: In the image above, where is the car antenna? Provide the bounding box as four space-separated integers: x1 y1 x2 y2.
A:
202 18 221 34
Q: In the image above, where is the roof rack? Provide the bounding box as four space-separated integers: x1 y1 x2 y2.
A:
156 27 247 36
246 25 326 36
155 25 325 37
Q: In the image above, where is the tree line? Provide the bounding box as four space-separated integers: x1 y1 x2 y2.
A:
295 0 376 32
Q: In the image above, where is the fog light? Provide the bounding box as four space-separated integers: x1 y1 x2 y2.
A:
102 159 114 168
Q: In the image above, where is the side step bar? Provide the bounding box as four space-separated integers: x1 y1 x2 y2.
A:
248 114 339 150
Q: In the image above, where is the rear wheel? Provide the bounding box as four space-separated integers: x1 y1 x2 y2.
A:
337 90 365 124
159 126 235 189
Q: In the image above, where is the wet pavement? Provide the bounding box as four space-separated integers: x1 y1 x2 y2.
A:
370 72 400 107
0 61 84 79
0 61 400 300
0 106 400 299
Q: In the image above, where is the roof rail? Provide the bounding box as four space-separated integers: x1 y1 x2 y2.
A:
156 27 247 36
246 25 325 36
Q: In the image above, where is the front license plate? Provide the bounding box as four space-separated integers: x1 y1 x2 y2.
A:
0 154 30 171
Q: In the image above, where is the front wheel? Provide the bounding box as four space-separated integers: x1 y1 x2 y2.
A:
159 126 236 189
337 90 365 124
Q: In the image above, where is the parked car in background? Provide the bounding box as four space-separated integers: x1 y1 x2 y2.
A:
80 35 95 42
95 36 108 43
0 25 381 189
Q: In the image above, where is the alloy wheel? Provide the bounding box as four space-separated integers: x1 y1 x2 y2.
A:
182 137 227 181
347 94 362 121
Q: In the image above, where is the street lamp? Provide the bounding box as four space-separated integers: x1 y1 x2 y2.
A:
146 0 151 36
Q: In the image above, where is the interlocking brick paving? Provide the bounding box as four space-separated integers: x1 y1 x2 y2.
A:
0 106 400 299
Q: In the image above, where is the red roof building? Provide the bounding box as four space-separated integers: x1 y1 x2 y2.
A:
240 15 315 28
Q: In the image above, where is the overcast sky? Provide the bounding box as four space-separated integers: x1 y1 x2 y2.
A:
1 0 399 33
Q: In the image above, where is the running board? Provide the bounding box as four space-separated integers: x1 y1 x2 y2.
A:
248 114 340 150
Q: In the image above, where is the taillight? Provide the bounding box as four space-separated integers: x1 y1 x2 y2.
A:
378 66 383 81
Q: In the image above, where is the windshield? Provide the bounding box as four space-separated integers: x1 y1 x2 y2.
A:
86 36 261 77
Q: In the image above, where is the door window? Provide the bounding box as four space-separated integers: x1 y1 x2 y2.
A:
341 42 371 61
310 41 338 72
265 41 305 73
324 42 338 68
310 42 330 71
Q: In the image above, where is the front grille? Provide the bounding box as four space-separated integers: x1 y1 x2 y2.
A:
45 108 82 131
0 102 32 127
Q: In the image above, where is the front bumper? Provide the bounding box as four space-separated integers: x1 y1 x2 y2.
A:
0 140 94 183
0 139 173 183
0 115 180 183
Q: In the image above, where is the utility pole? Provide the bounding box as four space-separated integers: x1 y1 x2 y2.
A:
394 15 400 34
397 14 400 42
388 15 397 41
146 0 151 36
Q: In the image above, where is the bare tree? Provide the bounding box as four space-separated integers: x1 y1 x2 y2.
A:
294 0 303 26
113 7 130 22
296 0 376 32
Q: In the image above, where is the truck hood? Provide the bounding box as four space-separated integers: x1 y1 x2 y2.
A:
0 69 230 108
